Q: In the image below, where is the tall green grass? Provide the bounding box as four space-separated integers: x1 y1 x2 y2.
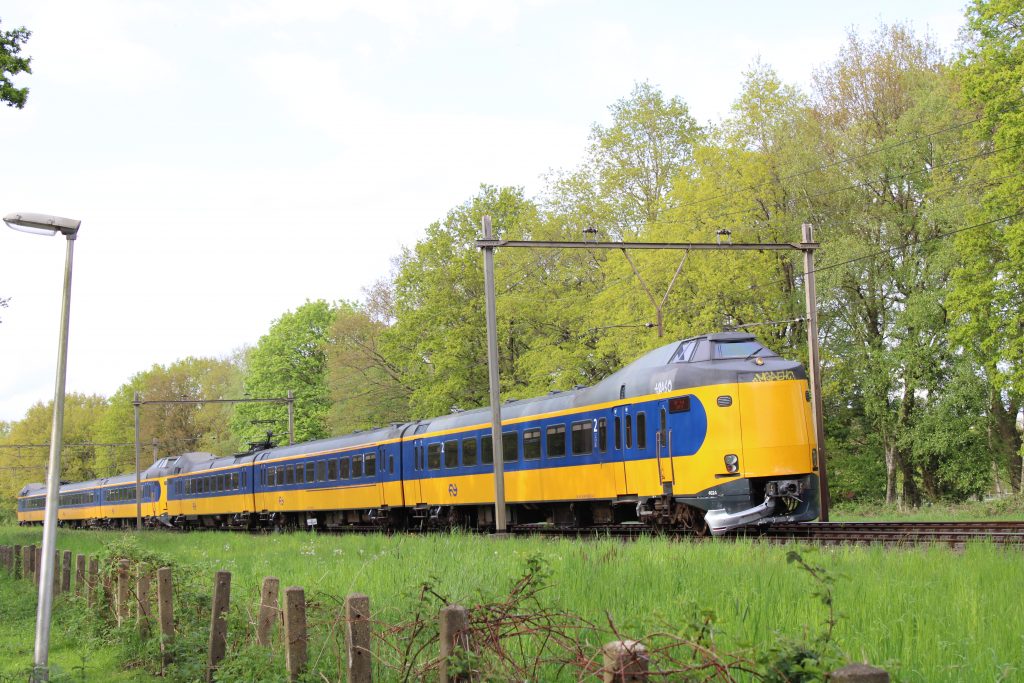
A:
1 526 1020 681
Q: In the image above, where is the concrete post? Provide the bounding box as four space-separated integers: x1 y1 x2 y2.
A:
602 640 649 683
439 604 470 683
257 577 280 647
284 587 307 682
157 567 174 665
345 593 372 683
206 571 231 683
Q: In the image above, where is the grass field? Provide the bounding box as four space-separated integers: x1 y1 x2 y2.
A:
1 522 1021 682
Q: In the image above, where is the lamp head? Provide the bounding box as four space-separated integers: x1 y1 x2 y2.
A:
4 212 81 237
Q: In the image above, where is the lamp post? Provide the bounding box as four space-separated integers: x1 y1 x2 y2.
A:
5 211 82 683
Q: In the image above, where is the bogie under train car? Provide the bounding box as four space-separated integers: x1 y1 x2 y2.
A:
16 332 820 535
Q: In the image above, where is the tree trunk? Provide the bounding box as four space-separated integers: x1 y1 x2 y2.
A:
884 443 898 505
990 394 1022 492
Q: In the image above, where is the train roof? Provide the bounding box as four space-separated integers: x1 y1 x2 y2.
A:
19 482 46 497
61 478 104 492
254 424 409 462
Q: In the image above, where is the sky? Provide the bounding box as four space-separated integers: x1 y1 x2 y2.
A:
0 0 968 423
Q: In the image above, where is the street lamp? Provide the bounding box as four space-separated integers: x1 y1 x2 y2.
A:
5 211 82 683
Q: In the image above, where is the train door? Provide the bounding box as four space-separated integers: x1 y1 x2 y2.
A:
619 405 639 492
656 400 675 490
600 413 629 495
412 439 425 504
377 446 389 506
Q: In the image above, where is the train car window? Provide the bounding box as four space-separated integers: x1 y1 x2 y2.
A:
352 454 364 478
219 475 227 492
294 464 304 484
340 457 350 480
614 416 622 450
317 461 326 482
598 418 608 453
670 340 696 363
462 438 477 466
443 441 458 468
365 452 376 476
242 472 247 488
328 458 338 480
390 455 395 474
714 340 775 359
625 415 633 449
571 421 593 455
636 413 647 450
267 468 275 487
690 340 710 361
503 432 518 462
285 466 295 486
306 462 315 482
523 429 541 460
427 443 442 470
232 472 239 490
547 425 567 458
659 409 668 448
481 435 493 464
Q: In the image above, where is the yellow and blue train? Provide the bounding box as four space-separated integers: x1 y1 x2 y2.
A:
16 332 820 535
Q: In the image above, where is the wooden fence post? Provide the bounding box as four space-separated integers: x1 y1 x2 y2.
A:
117 559 131 626
22 545 32 581
35 547 42 586
13 545 21 579
829 664 890 682
87 556 98 608
157 567 174 666
439 604 470 683
284 587 307 682
257 576 280 647
137 567 152 638
61 550 72 593
345 593 372 683
76 554 85 596
601 640 649 683
52 549 61 596
104 561 114 615
206 571 232 683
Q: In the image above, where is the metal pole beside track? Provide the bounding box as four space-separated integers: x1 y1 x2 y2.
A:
482 215 507 533
802 224 830 521
134 392 142 530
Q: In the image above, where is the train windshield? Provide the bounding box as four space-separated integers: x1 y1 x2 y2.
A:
713 340 777 359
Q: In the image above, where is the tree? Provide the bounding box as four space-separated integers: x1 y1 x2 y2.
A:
232 301 337 446
92 356 243 474
0 18 30 108
807 24 963 505
0 394 108 503
326 292 411 434
946 0 1024 490
546 82 701 240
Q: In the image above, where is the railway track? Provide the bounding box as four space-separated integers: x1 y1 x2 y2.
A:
738 520 1024 549
506 520 1024 548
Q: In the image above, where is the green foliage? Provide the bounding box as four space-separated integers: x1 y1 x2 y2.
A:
0 18 31 109
232 300 336 445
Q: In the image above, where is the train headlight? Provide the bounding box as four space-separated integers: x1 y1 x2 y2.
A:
724 454 739 473
811 448 818 471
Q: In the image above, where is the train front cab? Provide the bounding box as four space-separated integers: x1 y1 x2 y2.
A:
700 374 819 532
